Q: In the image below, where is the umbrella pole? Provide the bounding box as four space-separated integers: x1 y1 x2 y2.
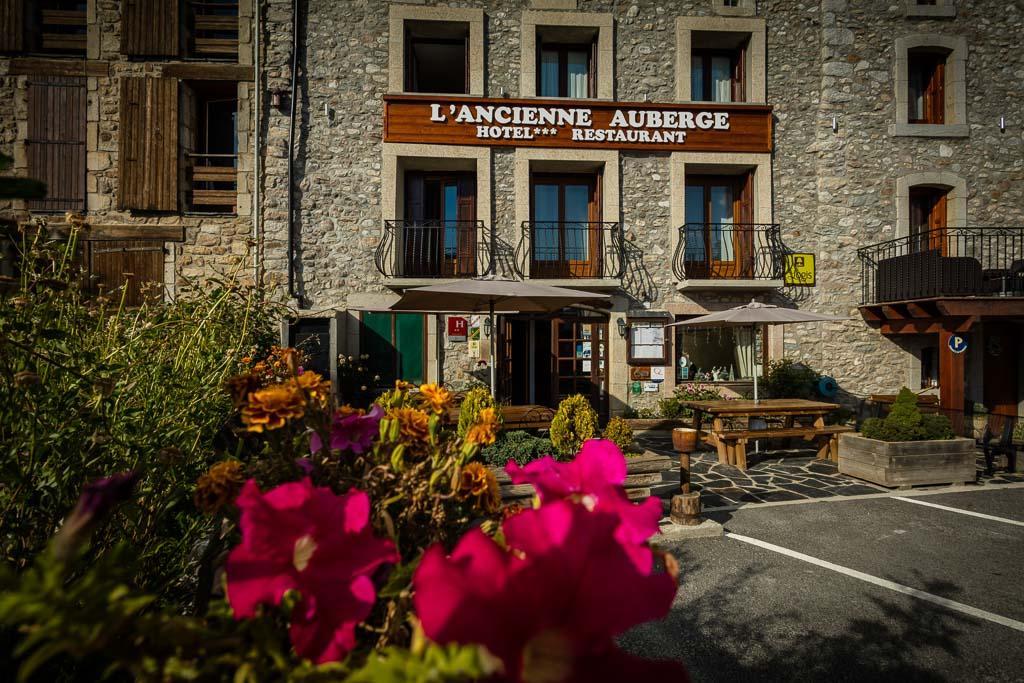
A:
753 324 760 454
489 301 496 398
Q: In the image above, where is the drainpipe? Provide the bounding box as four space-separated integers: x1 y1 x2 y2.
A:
286 0 304 306
252 0 261 290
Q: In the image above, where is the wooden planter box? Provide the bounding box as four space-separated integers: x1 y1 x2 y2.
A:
622 418 689 432
837 433 976 488
490 451 673 503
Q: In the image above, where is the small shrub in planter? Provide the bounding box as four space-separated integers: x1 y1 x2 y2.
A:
602 416 634 452
860 387 953 442
550 394 599 456
480 430 556 467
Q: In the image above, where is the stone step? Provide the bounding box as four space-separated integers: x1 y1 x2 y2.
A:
624 471 667 487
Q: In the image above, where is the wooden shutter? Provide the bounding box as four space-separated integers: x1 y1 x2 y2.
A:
27 76 86 212
119 77 179 212
0 0 23 52
738 171 755 276
86 240 165 306
122 0 179 57
456 175 476 275
588 39 598 97
928 59 945 125
732 45 747 103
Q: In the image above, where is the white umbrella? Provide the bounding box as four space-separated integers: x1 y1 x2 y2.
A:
390 277 610 395
664 300 849 402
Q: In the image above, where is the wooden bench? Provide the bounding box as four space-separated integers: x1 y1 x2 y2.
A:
712 424 855 470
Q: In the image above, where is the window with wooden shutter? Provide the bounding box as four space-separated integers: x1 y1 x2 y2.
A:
118 77 179 212
908 50 947 124
27 76 86 212
84 239 165 306
121 0 179 57
0 0 24 52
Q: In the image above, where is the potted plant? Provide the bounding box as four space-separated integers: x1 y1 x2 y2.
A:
838 387 975 487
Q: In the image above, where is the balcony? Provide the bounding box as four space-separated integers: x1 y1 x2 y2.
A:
188 1 239 59
672 223 786 291
375 220 493 283
186 153 237 213
858 227 1024 305
515 221 624 285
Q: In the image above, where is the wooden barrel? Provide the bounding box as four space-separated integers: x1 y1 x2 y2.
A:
672 427 698 453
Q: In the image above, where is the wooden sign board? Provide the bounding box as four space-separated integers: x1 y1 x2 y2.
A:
630 366 652 381
384 94 773 154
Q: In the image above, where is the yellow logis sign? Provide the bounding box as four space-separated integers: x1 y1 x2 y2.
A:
784 253 816 287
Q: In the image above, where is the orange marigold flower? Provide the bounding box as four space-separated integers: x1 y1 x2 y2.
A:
418 383 453 415
389 407 430 443
465 407 499 446
458 462 501 514
225 372 262 407
241 382 306 432
296 370 331 404
194 460 246 514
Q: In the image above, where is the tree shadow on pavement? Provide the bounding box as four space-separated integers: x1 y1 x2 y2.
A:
619 549 978 682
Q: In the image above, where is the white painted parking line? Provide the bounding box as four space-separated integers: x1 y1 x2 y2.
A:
892 496 1024 527
726 532 1024 633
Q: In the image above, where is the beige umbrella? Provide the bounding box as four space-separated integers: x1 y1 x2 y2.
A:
390 277 610 395
664 300 849 402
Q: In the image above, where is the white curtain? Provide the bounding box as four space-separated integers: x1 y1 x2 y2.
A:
734 326 754 379
567 51 588 98
711 56 732 103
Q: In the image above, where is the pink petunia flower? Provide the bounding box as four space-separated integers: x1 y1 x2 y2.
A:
225 478 397 663
505 439 662 569
413 500 687 683
310 404 384 455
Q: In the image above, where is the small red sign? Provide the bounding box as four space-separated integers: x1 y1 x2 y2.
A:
447 316 468 340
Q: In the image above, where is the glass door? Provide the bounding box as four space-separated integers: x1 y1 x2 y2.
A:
404 172 476 277
531 174 599 278
684 174 751 279
551 318 608 419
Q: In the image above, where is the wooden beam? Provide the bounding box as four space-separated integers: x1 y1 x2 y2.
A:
9 58 110 77
881 304 907 320
906 302 933 318
161 63 254 81
937 298 1024 318
21 221 186 242
879 320 943 335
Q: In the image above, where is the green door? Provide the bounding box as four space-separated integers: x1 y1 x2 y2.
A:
361 312 426 387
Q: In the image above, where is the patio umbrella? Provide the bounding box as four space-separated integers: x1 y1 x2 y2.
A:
664 300 849 402
390 277 610 396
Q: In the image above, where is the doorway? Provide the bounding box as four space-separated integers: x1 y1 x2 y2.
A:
530 172 602 278
404 171 477 277
683 173 753 279
500 314 608 419
983 323 1021 417
909 186 948 255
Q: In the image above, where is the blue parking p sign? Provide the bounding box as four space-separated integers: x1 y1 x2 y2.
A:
947 334 968 354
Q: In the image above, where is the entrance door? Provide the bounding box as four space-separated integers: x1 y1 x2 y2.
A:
983 323 1021 417
909 186 947 255
404 172 476 277
552 318 608 419
683 174 753 279
530 173 601 278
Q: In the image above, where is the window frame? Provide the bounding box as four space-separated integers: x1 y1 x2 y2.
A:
388 6 485 96
892 34 967 137
627 319 669 366
907 50 946 125
690 46 745 103
404 31 470 95
537 40 595 98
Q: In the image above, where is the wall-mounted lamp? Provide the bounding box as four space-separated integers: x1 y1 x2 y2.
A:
617 318 628 338
831 114 838 133
1000 116 1006 133
271 90 288 109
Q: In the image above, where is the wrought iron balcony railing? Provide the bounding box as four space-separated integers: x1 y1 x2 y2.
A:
672 223 786 281
515 221 624 279
857 226 1024 304
375 220 492 279
186 153 237 213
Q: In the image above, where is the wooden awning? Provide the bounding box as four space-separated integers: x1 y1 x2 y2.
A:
859 297 1024 335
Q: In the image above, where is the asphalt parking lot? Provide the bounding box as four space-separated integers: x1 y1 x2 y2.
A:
622 486 1024 682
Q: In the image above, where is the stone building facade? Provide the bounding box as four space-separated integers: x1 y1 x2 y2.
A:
3 0 1022 417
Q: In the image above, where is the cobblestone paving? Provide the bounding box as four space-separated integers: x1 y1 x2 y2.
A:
636 432 1024 511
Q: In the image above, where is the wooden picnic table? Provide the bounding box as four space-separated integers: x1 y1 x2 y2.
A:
680 399 849 471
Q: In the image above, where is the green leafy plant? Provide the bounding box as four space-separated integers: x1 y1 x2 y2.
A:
658 383 726 419
861 387 954 442
762 359 821 400
602 416 634 452
479 430 555 467
550 394 599 456
457 385 500 440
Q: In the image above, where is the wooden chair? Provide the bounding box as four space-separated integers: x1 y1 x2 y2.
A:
981 414 1018 475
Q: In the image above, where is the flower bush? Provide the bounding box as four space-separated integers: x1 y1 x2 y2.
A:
658 383 728 419
549 394 599 456
480 430 556 467
861 387 954 442
602 416 635 452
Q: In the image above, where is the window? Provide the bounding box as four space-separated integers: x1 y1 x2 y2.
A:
909 186 948 253
904 0 955 18
628 321 668 365
920 346 939 389
538 39 594 98
711 0 756 17
691 48 744 103
27 76 86 212
187 0 239 59
361 312 427 387
28 0 87 56
908 49 946 124
530 172 602 278
675 323 759 382
119 77 179 212
183 80 238 213
402 171 477 277
683 173 754 278
288 318 333 379
405 21 469 94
